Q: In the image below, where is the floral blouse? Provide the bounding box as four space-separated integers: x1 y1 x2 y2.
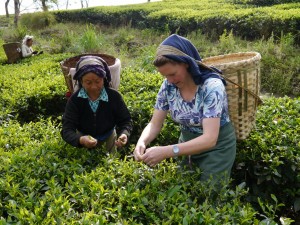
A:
154 78 230 134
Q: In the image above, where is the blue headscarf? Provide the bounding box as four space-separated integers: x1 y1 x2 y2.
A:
156 34 226 85
73 56 112 88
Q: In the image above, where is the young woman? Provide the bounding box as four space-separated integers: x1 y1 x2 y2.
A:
61 56 132 152
134 34 236 183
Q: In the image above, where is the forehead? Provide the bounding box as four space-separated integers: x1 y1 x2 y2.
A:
82 72 102 80
157 62 180 74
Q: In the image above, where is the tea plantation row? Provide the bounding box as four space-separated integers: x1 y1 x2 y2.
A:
52 0 300 43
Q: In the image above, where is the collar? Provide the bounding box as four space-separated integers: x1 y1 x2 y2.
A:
78 87 108 102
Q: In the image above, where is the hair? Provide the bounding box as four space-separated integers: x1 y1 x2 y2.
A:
153 56 179 67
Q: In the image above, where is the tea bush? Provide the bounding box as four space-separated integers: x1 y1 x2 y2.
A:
0 119 270 224
233 96 300 217
53 0 300 43
0 54 69 123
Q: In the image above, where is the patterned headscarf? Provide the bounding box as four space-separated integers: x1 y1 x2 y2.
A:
73 56 112 88
156 34 226 85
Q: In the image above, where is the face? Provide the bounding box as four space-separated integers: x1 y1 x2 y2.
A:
157 62 189 88
27 39 33 47
81 72 104 97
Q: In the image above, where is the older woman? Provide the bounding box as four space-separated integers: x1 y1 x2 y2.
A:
21 35 43 58
61 55 132 152
134 34 236 183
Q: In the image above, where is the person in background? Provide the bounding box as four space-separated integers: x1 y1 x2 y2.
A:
61 55 132 152
133 34 236 184
21 35 43 58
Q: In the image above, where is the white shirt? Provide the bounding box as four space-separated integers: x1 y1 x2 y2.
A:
21 44 33 58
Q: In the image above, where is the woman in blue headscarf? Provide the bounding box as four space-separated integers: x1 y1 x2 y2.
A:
134 34 236 183
61 55 132 152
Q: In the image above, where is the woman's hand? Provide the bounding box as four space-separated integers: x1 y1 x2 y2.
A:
115 134 128 148
141 146 170 167
134 142 147 162
79 135 98 148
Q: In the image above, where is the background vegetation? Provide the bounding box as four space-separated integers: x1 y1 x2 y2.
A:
0 0 300 223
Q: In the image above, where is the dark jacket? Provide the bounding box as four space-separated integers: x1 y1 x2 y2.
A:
61 88 132 147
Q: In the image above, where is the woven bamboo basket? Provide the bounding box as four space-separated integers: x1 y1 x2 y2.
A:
60 53 117 93
2 42 22 64
202 52 262 140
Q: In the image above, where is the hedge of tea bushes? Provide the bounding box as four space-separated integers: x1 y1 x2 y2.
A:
0 53 71 123
233 96 300 217
0 119 266 224
53 0 300 43
0 120 264 224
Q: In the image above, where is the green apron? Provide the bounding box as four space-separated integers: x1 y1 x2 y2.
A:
179 122 236 183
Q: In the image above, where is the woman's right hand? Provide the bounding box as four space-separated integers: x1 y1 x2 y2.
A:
134 142 146 162
79 135 98 148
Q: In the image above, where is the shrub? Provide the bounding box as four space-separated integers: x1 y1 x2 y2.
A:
0 53 68 123
231 0 300 6
233 96 300 217
20 12 56 30
0 118 269 224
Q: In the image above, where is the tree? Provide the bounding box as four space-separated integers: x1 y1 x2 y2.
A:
41 0 49 11
34 0 58 12
5 0 10 17
14 0 20 26
80 0 89 8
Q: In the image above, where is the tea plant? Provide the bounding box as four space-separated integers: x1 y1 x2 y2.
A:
0 118 267 223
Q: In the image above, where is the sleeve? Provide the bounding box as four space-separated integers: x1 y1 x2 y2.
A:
21 45 33 58
113 92 133 138
61 97 82 147
202 79 226 119
154 79 170 111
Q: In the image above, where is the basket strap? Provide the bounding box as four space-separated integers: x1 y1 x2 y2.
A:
196 60 263 105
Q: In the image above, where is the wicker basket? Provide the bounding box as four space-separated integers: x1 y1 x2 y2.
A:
2 42 22 64
202 52 262 140
60 53 117 93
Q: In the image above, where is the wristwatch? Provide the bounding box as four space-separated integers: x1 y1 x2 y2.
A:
172 145 180 157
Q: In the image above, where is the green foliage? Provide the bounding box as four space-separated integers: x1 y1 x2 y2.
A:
0 118 264 224
233 96 300 217
218 29 238 53
79 24 103 53
254 33 300 96
0 16 10 28
230 0 300 6
53 0 300 43
1 26 27 43
20 12 57 30
0 53 68 122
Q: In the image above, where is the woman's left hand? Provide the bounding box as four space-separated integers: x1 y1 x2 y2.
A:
141 146 169 167
115 134 128 148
